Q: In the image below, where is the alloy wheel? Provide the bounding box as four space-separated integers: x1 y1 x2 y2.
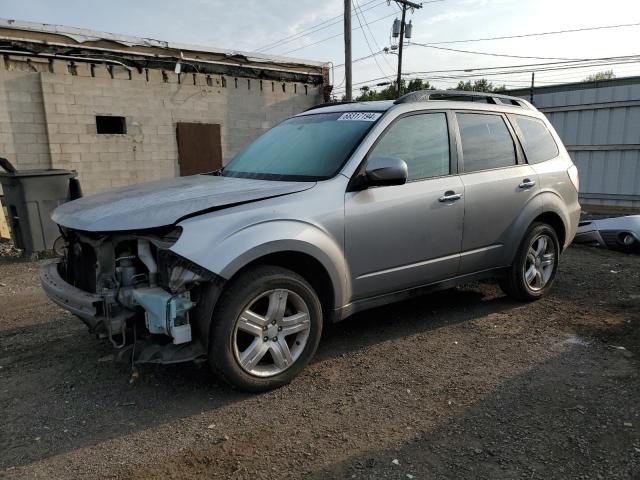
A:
232 289 311 377
523 234 556 291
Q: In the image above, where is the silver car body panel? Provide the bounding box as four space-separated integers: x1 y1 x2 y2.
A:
344 175 464 299
170 177 351 308
52 175 315 231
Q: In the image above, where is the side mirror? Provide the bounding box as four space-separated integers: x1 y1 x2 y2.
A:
365 156 408 187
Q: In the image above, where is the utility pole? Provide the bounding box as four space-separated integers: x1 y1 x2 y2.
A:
529 71 535 104
344 0 352 101
394 0 421 99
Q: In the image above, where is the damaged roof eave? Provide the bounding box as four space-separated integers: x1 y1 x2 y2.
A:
0 17 328 70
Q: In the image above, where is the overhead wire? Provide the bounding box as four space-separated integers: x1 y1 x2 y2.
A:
421 21 640 46
333 21 640 77
357 0 396 73
352 0 394 80
254 0 382 52
410 43 584 61
278 0 446 55
332 55 640 93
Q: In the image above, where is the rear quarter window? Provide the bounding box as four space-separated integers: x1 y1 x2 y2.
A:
513 115 559 164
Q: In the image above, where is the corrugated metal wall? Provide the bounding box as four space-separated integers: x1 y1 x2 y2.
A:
512 78 640 209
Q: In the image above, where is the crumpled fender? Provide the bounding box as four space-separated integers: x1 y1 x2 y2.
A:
170 218 350 310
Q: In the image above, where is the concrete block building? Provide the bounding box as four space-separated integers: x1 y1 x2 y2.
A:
0 19 329 194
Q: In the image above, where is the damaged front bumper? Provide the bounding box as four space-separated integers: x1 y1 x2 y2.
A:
39 238 219 364
40 259 105 331
574 215 640 253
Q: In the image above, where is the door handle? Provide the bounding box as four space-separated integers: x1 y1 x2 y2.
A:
439 191 462 202
519 179 536 189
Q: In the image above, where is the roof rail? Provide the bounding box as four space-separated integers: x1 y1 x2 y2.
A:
394 90 534 109
304 101 354 112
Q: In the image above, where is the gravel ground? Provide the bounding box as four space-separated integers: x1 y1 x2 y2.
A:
1 245 639 479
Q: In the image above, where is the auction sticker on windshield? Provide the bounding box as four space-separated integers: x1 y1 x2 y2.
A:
337 112 382 121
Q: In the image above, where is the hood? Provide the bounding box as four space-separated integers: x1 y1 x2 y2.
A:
52 175 315 232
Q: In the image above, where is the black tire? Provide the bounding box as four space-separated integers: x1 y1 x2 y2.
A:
499 222 560 301
208 265 322 392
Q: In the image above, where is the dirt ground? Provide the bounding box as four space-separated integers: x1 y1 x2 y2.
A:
1 245 639 479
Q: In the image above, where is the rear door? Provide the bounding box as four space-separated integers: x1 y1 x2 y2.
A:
345 111 465 300
454 111 539 274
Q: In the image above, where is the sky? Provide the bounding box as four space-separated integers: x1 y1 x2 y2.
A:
2 0 640 95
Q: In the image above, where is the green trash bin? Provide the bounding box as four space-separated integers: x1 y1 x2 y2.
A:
0 169 76 256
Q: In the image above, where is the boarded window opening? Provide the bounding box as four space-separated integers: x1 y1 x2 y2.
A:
176 122 223 176
96 116 126 134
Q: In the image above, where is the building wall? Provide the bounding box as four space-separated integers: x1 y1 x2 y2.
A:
0 57 52 171
512 79 640 210
0 56 323 194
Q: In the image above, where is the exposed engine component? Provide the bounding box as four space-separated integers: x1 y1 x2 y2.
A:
133 288 195 345
51 226 205 352
137 239 158 286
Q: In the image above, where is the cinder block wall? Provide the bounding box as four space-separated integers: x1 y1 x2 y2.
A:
0 56 323 194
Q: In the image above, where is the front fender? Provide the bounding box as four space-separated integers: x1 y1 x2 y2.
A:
171 219 350 309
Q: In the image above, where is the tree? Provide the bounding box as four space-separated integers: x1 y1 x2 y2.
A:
352 78 433 101
584 70 615 82
454 79 506 93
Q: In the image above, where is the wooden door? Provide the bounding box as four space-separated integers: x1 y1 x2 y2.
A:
176 122 223 176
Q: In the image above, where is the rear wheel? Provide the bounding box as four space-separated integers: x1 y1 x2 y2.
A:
208 265 322 392
499 222 560 301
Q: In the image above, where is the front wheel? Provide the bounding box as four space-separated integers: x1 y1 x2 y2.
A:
208 265 322 392
499 222 560 301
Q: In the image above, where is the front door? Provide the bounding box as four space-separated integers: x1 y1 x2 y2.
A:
345 112 464 300
454 111 540 273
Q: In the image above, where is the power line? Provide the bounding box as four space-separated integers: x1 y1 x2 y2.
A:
356 54 640 84
334 21 640 70
279 0 445 55
255 0 384 53
356 0 396 73
332 55 640 92
281 11 398 55
422 21 640 46
335 48 386 68
411 43 583 61
353 0 393 80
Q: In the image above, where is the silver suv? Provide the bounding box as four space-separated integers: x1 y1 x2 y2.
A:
41 90 580 391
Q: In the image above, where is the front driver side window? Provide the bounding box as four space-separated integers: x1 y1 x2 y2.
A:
369 113 450 181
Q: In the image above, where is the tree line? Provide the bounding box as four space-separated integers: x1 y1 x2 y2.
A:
349 71 616 102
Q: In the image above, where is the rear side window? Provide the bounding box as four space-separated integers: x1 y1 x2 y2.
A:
513 115 559 164
370 113 450 181
457 113 516 173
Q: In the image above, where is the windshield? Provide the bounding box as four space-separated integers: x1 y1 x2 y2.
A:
222 112 381 181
